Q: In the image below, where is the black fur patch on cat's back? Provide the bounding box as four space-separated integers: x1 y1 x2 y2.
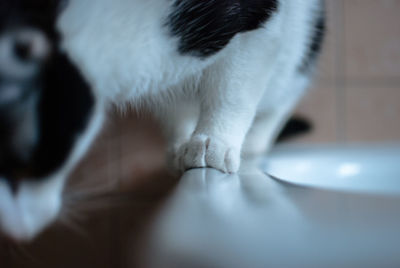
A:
168 0 278 58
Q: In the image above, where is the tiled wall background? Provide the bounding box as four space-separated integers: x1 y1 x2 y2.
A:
2 1 400 267
295 0 400 143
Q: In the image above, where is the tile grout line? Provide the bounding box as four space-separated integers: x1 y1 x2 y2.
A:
335 0 348 143
107 119 123 268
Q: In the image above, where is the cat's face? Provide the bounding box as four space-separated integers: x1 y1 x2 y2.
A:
0 1 95 241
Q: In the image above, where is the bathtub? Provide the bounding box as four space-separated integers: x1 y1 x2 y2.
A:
265 143 400 194
142 144 400 268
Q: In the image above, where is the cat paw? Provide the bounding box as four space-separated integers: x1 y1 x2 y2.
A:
174 134 240 173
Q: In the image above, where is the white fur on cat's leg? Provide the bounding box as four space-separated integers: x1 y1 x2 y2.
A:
176 43 274 173
243 109 291 156
243 73 311 156
242 112 282 157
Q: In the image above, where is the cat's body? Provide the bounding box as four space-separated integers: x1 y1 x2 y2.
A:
0 0 325 241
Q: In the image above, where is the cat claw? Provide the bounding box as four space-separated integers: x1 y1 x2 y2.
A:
174 134 240 173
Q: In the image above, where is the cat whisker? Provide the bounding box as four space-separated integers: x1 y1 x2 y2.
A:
57 213 89 239
9 243 43 266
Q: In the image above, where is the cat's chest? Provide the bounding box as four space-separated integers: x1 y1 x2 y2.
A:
56 0 210 103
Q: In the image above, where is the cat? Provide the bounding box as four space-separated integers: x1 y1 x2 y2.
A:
0 0 325 242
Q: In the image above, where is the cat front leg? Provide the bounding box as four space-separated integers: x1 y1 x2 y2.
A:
174 55 270 173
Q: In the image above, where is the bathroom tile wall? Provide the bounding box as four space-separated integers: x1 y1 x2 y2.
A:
294 0 400 143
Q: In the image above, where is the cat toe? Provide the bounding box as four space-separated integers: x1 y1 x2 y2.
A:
176 134 240 173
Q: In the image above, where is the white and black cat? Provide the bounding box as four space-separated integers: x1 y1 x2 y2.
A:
0 0 325 241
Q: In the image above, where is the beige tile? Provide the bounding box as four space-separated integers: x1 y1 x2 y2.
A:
315 0 343 82
116 112 168 191
67 122 121 195
289 83 339 143
345 86 400 141
67 109 169 194
344 0 400 80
